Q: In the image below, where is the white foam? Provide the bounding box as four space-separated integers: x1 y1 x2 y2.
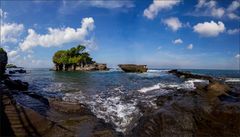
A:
138 80 201 93
138 84 161 93
147 69 169 73
225 78 240 82
62 89 140 133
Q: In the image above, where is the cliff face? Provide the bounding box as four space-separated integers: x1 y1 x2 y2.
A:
54 63 108 71
0 49 8 75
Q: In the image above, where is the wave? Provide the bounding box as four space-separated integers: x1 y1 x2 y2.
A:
138 79 209 93
225 78 240 83
62 88 140 133
147 69 169 73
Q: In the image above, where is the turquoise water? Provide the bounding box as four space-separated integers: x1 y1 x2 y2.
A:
9 68 240 132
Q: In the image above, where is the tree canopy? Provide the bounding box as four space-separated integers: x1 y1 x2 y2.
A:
52 45 94 66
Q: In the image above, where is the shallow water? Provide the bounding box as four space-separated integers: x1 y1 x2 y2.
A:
10 68 240 132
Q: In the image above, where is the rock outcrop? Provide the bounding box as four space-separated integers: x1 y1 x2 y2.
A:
4 79 29 91
49 99 91 114
127 72 240 137
54 63 108 71
168 69 213 80
118 64 148 73
0 48 8 75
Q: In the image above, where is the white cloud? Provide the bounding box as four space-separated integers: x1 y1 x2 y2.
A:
173 38 183 44
20 17 95 51
187 44 193 50
59 0 134 14
227 13 240 19
0 9 7 18
7 50 18 58
143 0 180 19
195 0 225 18
194 0 239 19
227 0 240 12
163 17 182 31
86 0 134 9
211 7 225 18
1 23 24 43
193 21 225 37
227 28 240 35
235 54 240 59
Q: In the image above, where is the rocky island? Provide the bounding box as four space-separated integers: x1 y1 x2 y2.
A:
118 64 148 73
52 45 108 71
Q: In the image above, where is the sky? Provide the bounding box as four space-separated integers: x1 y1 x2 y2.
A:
0 0 239 69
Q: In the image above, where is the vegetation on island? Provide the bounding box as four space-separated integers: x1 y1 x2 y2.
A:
0 47 5 53
6 64 18 68
52 45 95 70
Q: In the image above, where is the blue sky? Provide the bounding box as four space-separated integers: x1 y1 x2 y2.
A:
0 0 239 69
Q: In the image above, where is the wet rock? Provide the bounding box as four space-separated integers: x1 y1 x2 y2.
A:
118 64 148 73
0 92 73 137
0 48 8 75
4 79 29 91
128 83 240 137
49 99 91 114
168 69 213 80
206 81 230 99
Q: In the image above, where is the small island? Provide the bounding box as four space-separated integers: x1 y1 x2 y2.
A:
52 45 108 71
118 64 148 73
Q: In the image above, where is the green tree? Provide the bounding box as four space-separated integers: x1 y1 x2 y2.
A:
52 45 94 71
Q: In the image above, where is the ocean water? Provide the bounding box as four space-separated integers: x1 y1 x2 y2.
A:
10 68 240 132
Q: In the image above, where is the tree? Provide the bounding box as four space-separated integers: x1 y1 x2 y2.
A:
52 45 94 71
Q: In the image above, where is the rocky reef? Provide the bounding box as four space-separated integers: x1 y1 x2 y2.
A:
127 70 240 137
118 64 148 73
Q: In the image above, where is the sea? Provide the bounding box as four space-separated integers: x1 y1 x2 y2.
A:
9 68 240 133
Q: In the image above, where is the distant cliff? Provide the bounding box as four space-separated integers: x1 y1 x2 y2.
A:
52 45 108 71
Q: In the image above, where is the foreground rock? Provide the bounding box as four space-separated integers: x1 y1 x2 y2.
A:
49 99 91 114
48 98 122 137
0 48 8 75
128 79 240 137
118 64 148 73
0 90 73 137
4 79 29 91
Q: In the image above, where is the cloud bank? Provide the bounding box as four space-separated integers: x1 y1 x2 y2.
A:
20 17 95 51
1 23 24 43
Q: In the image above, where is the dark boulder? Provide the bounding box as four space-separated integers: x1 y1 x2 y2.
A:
49 99 91 114
4 79 29 91
127 82 240 137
